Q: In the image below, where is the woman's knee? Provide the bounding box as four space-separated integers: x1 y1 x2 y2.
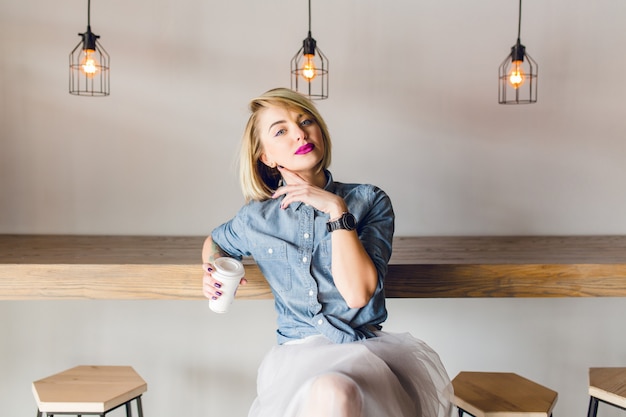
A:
310 373 363 410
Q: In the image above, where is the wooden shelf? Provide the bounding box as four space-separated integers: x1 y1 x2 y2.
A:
1 235 626 300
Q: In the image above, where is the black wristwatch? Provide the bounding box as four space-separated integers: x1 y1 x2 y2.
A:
326 212 357 232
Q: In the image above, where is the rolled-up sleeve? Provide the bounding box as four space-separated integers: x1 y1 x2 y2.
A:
211 205 251 260
356 186 395 286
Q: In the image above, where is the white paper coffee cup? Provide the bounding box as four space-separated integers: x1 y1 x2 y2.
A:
209 257 245 314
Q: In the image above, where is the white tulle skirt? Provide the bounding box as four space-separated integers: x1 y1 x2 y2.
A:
248 332 453 417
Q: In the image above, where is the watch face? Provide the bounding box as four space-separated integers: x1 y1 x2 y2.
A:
344 213 357 229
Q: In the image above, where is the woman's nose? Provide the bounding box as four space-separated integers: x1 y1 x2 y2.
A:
294 126 306 141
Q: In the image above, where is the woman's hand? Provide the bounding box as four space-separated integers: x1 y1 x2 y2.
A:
202 262 247 300
272 166 347 218
202 236 247 300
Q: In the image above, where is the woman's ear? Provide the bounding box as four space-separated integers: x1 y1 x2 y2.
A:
260 153 277 168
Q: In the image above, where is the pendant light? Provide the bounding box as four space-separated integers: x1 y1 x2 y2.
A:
69 0 110 96
290 0 329 100
498 0 537 104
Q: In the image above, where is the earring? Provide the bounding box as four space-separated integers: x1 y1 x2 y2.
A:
269 162 277 168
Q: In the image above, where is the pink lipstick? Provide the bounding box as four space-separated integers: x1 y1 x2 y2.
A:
295 143 315 155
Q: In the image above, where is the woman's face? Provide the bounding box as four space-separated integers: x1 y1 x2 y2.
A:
257 105 325 175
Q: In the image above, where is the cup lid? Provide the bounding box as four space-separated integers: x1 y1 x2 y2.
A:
213 257 245 277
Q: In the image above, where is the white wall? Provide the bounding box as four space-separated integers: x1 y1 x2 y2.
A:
1 0 626 416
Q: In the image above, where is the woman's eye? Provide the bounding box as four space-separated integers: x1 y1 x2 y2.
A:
274 129 286 137
300 119 313 127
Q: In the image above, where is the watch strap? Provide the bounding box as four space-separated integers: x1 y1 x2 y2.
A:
326 212 357 232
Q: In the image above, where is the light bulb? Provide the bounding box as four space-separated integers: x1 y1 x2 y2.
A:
80 49 99 78
508 60 525 89
301 54 317 81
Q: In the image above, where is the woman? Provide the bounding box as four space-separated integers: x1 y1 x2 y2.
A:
202 88 452 417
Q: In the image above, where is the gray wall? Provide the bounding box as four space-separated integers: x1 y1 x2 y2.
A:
1 0 625 416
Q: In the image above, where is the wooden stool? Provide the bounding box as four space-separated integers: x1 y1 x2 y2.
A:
588 367 626 417
32 365 147 417
451 371 558 417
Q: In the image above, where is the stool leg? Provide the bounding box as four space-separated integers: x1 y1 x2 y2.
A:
36 410 42 417
125 401 133 417
587 396 599 417
136 396 144 417
458 407 464 417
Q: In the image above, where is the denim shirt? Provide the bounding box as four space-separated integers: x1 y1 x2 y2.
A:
211 171 395 344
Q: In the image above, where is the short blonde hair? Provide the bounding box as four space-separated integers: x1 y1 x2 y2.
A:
239 88 332 202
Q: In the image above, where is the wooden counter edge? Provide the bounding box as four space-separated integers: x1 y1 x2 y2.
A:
2 262 626 300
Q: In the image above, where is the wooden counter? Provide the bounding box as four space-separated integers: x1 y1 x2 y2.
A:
1 235 625 300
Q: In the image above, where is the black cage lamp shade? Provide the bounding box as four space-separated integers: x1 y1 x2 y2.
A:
290 0 328 100
69 0 110 96
498 0 537 104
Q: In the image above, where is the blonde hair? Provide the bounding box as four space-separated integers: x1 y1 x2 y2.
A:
239 88 332 202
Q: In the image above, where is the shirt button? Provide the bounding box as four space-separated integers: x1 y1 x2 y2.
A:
318 319 323 325
308 290 314 296
302 256 308 263
303 233 310 239
267 248 273 254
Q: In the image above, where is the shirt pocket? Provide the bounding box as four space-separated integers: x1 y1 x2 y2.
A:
253 242 292 292
318 239 332 276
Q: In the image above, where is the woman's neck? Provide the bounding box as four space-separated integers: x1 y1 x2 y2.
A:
290 169 327 188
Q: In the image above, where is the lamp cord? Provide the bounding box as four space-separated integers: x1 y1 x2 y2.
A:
87 0 91 28
517 0 522 41
308 0 311 33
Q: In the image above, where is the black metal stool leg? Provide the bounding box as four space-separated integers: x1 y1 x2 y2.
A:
136 395 144 417
587 396 599 417
457 407 464 417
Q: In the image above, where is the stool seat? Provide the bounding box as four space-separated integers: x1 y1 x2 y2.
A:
588 367 626 416
32 365 147 415
451 371 558 417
